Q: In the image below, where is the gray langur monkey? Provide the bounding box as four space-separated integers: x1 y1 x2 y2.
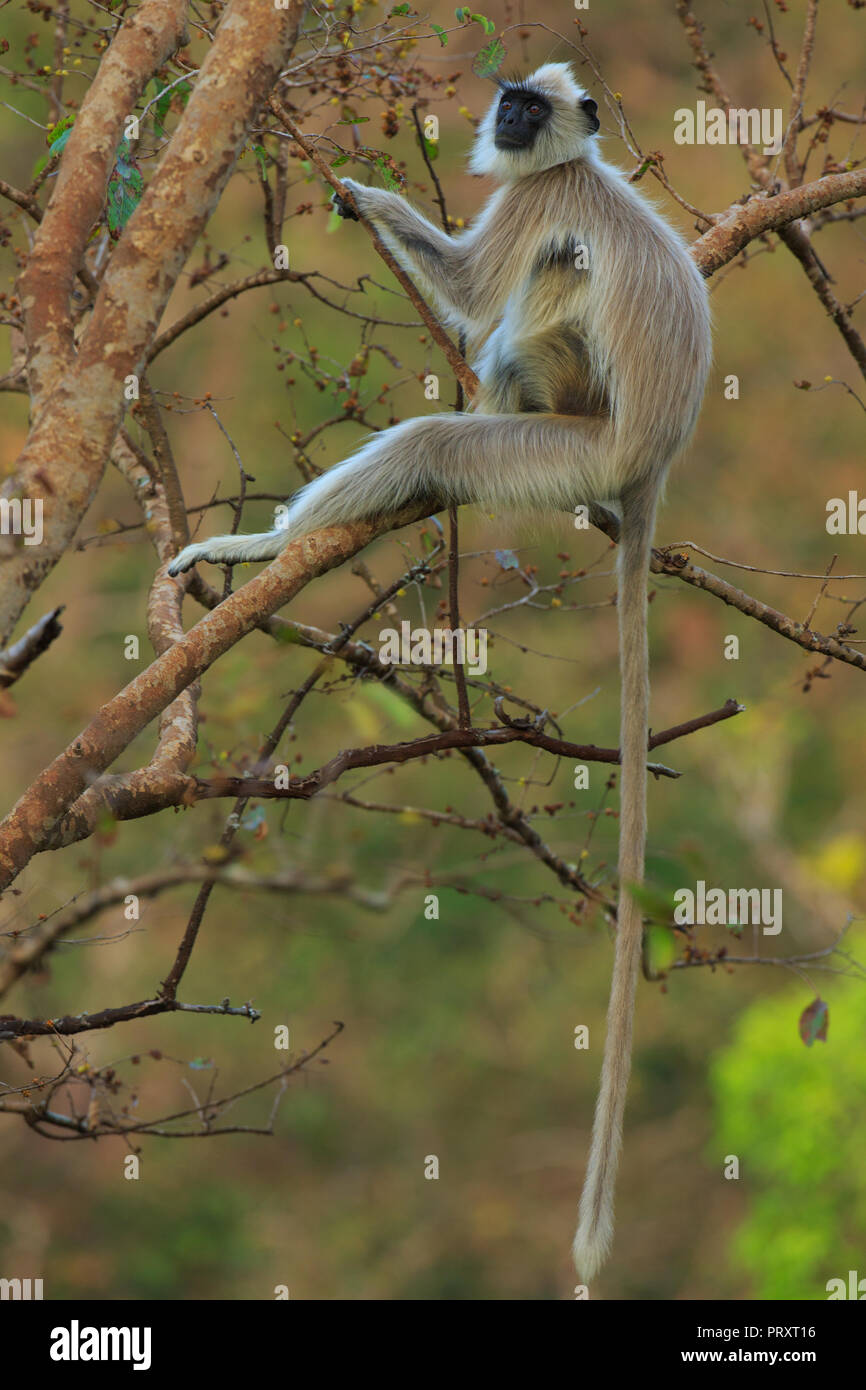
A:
168 63 712 1282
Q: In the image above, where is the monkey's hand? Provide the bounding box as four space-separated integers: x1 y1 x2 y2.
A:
330 187 360 222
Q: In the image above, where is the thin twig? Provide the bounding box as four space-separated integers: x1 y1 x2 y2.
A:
268 95 479 398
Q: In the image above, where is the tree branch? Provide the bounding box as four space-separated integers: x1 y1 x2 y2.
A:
0 0 305 647
268 95 480 399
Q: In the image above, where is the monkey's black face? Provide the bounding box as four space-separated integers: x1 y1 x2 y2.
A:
494 88 600 151
494 89 553 151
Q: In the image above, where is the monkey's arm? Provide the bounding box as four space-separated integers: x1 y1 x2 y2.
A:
335 177 485 330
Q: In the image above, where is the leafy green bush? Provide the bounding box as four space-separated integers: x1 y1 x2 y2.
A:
712 957 866 1299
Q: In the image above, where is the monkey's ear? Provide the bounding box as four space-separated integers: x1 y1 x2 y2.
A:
580 96 600 133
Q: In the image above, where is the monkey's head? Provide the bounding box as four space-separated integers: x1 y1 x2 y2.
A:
469 63 600 181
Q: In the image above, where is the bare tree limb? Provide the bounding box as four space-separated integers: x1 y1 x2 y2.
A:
17 0 190 410
0 0 305 647
190 699 746 802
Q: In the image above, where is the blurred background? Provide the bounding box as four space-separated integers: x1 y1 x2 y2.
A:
1 0 865 1300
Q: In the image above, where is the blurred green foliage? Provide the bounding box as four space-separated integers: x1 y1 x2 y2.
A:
713 967 866 1300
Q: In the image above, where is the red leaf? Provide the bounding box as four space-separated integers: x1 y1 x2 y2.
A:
798 997 829 1046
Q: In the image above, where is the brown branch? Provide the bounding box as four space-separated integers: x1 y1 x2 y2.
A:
656 549 866 671
677 1 866 375
137 379 190 548
0 1025 345 1139
801 107 866 128
328 791 529 846
0 179 43 222
17 0 190 410
49 0 70 123
648 697 745 747
405 126 472 728
589 508 866 674
676 1 768 185
190 699 745 801
96 556 598 913
0 505 433 892
268 95 479 399
0 0 306 648
149 266 296 359
411 101 449 233
39 432 201 851
0 997 242 1042
193 727 679 796
692 169 866 277
158 545 442 1000
0 866 400 999
783 0 819 186
257 615 611 906
0 180 99 298
778 221 866 379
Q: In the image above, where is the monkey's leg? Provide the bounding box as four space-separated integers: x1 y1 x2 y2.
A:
168 413 617 574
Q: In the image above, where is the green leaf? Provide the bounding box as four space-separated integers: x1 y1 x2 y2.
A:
32 115 74 175
430 23 448 46
153 77 191 134
49 129 72 159
623 880 674 924
646 923 678 974
473 36 505 78
390 2 411 12
150 77 167 138
330 154 350 167
106 136 143 240
47 113 75 147
374 156 401 191
423 136 439 163
326 208 344 234
455 6 470 19
252 143 268 182
471 13 496 34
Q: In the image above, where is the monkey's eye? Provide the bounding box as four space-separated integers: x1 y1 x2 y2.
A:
500 100 512 111
528 104 541 115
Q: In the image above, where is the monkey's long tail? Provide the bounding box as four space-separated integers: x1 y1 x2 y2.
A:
572 476 657 1285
